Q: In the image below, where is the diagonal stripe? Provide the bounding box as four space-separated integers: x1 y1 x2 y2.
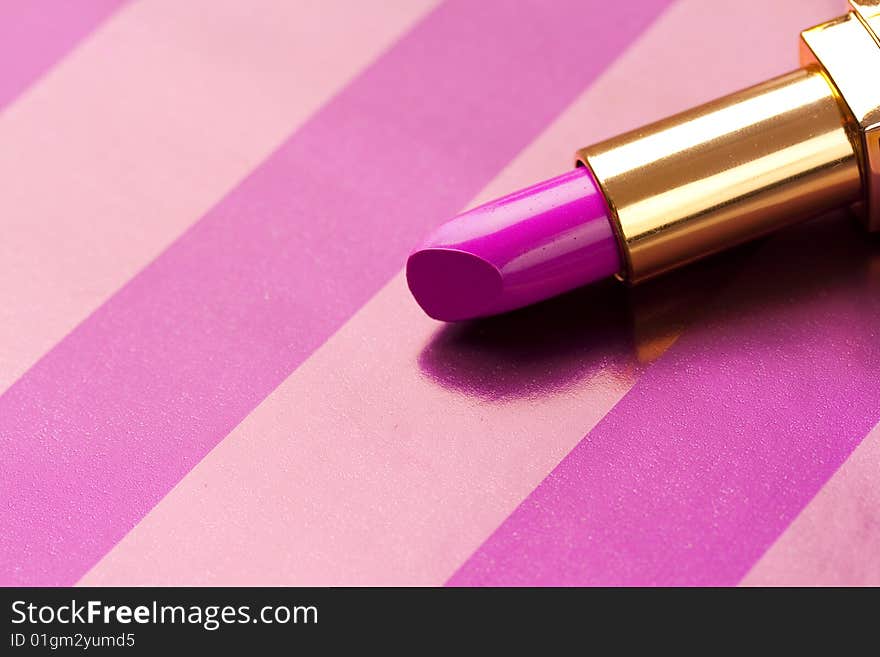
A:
80 0 837 587
741 422 880 586
0 0 437 396
0 0 125 110
449 209 880 586
0 0 439 578
1 0 672 586
78 274 641 586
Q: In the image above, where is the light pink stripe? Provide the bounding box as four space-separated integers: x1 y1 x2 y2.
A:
80 274 640 587
741 423 880 586
0 0 125 110
0 0 437 395
80 0 837 586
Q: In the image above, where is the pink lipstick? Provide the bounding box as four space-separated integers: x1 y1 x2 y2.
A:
407 2 880 321
406 168 620 321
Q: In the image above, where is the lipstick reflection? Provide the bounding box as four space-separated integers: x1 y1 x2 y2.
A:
417 277 636 402
418 208 873 402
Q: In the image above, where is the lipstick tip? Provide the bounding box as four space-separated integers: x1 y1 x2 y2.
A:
406 248 502 321
407 168 620 322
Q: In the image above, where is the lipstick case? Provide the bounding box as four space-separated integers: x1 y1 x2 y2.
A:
577 0 880 284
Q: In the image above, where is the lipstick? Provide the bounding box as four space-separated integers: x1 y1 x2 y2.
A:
407 2 880 321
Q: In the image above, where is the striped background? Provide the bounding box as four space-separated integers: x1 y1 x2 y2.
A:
1 0 877 587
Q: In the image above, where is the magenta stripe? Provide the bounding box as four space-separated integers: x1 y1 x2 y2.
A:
0 0 673 585
0 0 126 109
450 211 880 586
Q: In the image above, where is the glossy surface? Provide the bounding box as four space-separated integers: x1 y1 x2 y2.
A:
0 0 669 586
451 210 880 586
407 168 621 320
80 0 866 588
743 422 880 586
5 0 874 589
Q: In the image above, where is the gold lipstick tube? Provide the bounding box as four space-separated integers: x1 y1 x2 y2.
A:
577 1 880 284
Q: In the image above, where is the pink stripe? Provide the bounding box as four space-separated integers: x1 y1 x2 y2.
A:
1 0 671 586
0 0 438 577
0 0 435 395
0 0 125 109
450 210 880 586
81 0 838 587
82 274 641 586
741 423 880 586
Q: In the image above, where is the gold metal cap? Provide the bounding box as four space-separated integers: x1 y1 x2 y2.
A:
577 6 880 283
802 2 880 231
